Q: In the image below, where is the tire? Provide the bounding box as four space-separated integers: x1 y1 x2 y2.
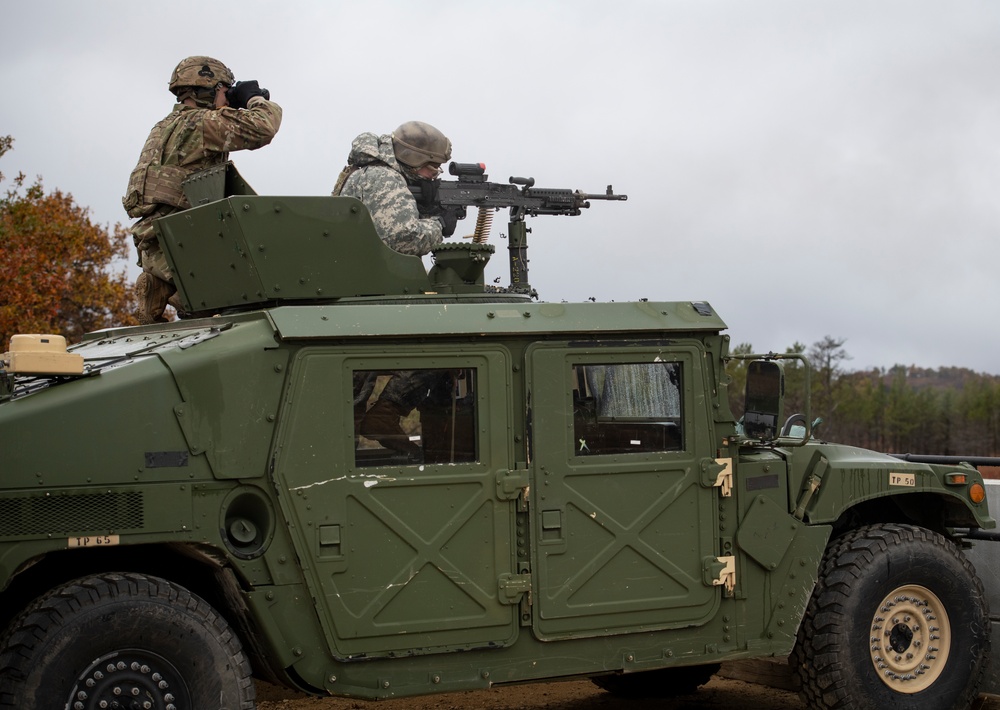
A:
0 572 255 709
592 663 720 698
792 523 989 710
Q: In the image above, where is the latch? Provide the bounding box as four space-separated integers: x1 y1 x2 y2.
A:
496 469 529 500
703 555 736 594
713 457 732 497
793 455 828 520
701 457 732 497
498 573 532 605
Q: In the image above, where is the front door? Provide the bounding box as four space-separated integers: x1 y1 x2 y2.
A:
527 343 722 640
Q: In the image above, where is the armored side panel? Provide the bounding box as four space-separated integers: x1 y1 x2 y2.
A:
181 161 257 207
156 196 433 312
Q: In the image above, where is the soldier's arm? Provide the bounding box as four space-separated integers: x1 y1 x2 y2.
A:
355 168 444 257
202 98 283 152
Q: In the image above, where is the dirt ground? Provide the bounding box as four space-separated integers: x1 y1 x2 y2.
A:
255 676 1000 710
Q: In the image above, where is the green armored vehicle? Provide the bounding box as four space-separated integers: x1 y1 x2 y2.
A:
0 164 992 709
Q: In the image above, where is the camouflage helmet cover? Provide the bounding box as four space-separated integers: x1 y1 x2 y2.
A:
392 121 452 169
168 56 235 95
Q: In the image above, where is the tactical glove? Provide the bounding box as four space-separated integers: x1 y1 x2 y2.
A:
416 179 440 210
227 80 268 110
438 206 461 237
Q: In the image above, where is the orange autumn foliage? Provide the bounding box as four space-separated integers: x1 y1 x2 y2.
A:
1 137 137 349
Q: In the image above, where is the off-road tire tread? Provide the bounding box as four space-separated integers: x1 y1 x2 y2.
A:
0 571 255 709
791 523 989 710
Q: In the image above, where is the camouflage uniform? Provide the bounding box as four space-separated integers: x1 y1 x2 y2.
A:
123 96 282 282
358 369 455 458
334 133 444 257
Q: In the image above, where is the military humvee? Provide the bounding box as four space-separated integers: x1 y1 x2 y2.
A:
0 164 992 709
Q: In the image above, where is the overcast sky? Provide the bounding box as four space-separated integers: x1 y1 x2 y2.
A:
3 1 998 374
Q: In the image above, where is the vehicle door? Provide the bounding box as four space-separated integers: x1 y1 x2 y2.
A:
527 342 723 640
274 346 518 659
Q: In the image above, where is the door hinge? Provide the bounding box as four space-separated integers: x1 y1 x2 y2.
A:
498 573 532 605
496 469 529 500
703 555 736 595
709 457 733 497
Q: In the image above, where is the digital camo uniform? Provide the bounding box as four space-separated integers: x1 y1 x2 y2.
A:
123 96 282 278
333 132 444 257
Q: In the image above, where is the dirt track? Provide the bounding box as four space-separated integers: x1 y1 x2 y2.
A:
256 677 1000 710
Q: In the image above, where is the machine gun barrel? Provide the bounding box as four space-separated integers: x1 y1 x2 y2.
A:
577 186 629 202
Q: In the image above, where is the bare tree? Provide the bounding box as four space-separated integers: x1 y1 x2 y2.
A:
808 336 851 435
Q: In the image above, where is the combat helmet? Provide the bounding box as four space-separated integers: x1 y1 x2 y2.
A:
392 121 452 169
169 56 235 96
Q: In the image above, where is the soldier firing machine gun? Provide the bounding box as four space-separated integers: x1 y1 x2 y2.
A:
412 162 627 295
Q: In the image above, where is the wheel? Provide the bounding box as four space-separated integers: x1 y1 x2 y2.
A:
0 572 255 709
592 663 720 698
792 524 989 710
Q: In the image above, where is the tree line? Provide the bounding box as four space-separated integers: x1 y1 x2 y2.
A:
727 336 1000 457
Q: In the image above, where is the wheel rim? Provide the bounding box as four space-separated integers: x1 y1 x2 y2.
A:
67 648 191 710
868 584 951 693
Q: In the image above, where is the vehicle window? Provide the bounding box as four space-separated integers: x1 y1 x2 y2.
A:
353 368 478 467
572 362 683 456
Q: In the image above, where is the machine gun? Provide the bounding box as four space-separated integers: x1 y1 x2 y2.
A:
411 162 627 295
425 161 627 220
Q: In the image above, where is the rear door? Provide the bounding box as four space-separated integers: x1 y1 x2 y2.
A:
274 345 519 659
527 342 722 639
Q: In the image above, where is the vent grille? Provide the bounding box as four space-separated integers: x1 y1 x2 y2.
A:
0 492 145 536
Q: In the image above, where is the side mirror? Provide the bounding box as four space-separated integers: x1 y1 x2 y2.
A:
743 360 784 440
